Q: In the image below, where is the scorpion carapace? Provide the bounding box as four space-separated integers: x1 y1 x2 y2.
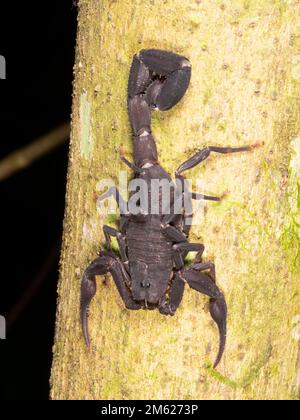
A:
81 49 257 368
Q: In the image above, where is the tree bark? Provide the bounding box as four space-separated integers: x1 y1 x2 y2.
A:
50 0 300 400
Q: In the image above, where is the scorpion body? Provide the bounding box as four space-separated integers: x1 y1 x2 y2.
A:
81 49 256 367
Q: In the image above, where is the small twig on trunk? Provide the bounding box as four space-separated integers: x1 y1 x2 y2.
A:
7 238 61 329
0 122 70 181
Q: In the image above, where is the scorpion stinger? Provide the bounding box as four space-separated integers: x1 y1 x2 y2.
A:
81 49 258 368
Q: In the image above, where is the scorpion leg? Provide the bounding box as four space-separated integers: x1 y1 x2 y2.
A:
103 225 128 263
161 223 187 242
176 174 222 202
181 265 227 368
162 223 204 259
161 185 192 241
162 189 221 232
191 192 222 201
159 273 185 316
120 154 144 174
176 145 258 176
97 186 129 215
81 251 141 347
191 261 216 282
162 219 205 270
166 176 222 236
172 242 204 270
97 186 130 232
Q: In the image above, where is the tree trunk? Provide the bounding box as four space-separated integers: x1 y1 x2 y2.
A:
50 0 300 400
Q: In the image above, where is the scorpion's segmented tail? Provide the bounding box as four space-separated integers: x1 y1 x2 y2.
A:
127 49 191 167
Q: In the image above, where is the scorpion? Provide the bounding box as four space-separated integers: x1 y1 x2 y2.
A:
81 49 257 367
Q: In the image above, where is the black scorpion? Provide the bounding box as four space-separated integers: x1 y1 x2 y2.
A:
81 49 257 367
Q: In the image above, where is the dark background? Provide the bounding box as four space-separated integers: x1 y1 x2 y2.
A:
0 3 77 399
